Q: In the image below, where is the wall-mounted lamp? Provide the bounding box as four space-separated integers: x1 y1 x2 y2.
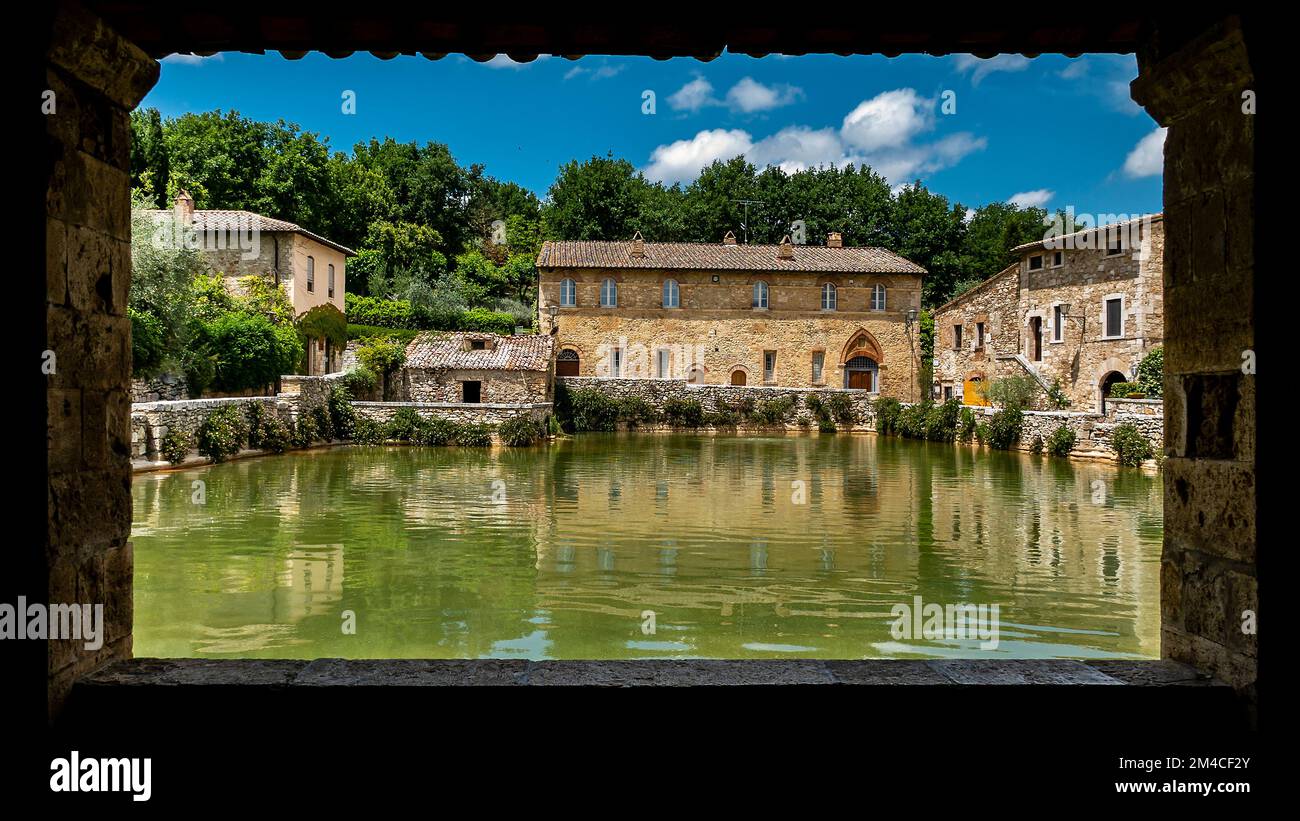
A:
547 304 558 334
905 307 918 328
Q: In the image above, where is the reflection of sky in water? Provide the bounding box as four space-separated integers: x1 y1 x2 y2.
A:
132 435 1162 661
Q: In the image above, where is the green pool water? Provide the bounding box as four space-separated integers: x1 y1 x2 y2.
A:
131 433 1162 660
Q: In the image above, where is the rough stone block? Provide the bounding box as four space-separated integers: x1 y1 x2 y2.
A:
1163 457 1255 563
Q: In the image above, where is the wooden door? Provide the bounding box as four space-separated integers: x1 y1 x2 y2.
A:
849 370 872 390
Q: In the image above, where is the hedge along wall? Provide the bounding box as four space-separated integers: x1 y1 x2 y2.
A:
557 376 878 431
556 376 1163 465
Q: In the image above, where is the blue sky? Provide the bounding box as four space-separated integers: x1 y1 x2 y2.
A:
144 50 1164 216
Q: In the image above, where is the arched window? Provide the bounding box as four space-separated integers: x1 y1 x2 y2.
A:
560 278 576 307
871 284 886 311
600 278 617 307
662 279 680 308
752 280 769 309
306 256 315 292
556 348 580 376
821 282 837 310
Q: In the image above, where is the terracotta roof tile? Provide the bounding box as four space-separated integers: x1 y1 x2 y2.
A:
536 240 925 275
405 332 553 372
141 209 357 256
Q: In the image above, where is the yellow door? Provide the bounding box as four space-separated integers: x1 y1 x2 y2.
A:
963 378 988 406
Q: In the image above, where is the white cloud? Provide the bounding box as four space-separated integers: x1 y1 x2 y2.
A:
953 54 1031 85
668 77 718 112
1057 55 1142 115
840 88 933 153
643 87 986 185
1122 127 1166 178
1008 189 1054 209
644 129 754 184
163 53 224 65
565 62 624 81
481 54 551 70
725 77 803 113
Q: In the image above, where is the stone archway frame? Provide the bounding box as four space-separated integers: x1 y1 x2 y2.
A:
1094 356 1133 413
838 327 885 366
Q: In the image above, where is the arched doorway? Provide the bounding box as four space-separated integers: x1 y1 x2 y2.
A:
843 356 878 391
688 365 707 384
730 369 747 386
556 349 580 376
1099 370 1126 413
963 374 989 406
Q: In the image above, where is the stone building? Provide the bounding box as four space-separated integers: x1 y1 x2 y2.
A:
143 192 355 375
933 214 1164 412
403 332 554 404
536 232 926 399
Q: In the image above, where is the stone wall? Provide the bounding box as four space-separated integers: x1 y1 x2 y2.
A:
44 1 160 718
558 375 878 431
131 372 188 402
354 401 552 437
405 368 549 404
539 267 923 398
558 376 1163 462
1132 16 1256 703
131 397 287 461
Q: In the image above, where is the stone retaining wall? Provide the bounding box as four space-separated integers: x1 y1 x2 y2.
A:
131 373 189 402
354 401 551 432
558 376 877 431
557 376 1162 464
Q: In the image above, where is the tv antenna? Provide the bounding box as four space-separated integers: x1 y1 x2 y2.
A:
731 199 766 244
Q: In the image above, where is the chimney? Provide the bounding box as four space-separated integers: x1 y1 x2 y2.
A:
174 190 194 225
723 230 738 245
777 235 794 260
630 230 645 258
827 231 843 248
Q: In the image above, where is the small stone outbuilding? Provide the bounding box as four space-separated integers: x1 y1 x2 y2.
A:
403 332 554 404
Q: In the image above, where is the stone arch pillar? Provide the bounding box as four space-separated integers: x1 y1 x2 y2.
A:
1131 15 1256 712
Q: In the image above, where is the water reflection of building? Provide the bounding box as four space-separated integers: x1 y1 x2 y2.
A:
277 544 345 622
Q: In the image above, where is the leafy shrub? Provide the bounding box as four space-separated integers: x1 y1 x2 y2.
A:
258 416 292 453
617 396 660 427
344 294 518 335
499 416 546 446
896 402 930 439
453 308 518 335
750 396 796 426
663 397 704 428
824 393 857 424
1112 423 1153 466
986 408 1023 450
345 294 415 329
310 404 335 441
805 394 826 420
341 365 379 399
292 411 319 449
356 336 407 397
987 376 1038 411
958 407 977 442
130 308 168 376
567 387 619 432
704 408 741 427
385 407 422 442
160 429 188 465
974 422 990 445
1047 425 1077 457
1029 435 1044 455
1045 379 1071 409
875 397 902 434
1136 347 1163 398
327 385 357 440
353 417 384 445
1108 381 1143 397
196 405 247 462
818 418 837 434
202 312 302 393
455 422 493 447
413 417 457 446
183 350 217 398
244 401 269 449
297 303 348 352
923 399 961 442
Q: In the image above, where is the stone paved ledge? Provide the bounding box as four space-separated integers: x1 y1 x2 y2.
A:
78 658 1225 688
